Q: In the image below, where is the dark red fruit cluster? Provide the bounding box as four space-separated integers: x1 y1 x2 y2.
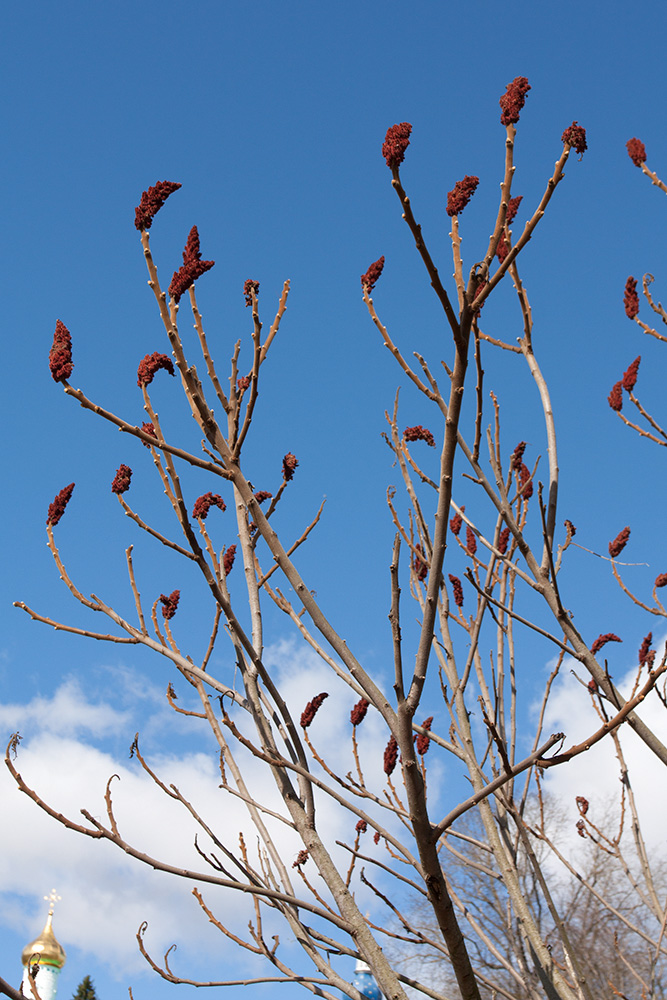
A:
134 181 181 231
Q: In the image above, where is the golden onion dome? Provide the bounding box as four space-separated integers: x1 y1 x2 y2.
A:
21 913 66 969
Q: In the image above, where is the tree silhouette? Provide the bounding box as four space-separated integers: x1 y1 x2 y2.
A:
4 78 667 1000
71 976 97 1000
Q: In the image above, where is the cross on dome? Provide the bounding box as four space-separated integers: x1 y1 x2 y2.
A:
44 889 61 916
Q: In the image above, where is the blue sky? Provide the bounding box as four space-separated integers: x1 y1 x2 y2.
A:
2 0 667 997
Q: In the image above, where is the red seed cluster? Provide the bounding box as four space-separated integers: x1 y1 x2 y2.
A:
450 507 464 535
223 544 236 575
496 232 510 263
237 375 251 392
446 176 480 217
159 589 180 621
506 195 523 225
511 441 527 469
192 493 227 520
655 573 667 589
587 679 598 694
609 526 630 558
382 123 412 169
283 453 299 481
498 527 510 555
141 422 158 446
591 633 622 655
416 717 434 757
355 820 367 834
639 632 653 666
49 320 74 382
624 277 639 319
134 181 181 231
137 352 175 387
561 122 587 156
473 279 488 311
243 279 260 307
169 226 215 303
519 463 533 500
350 697 370 726
608 382 623 412
413 544 428 582
293 850 309 868
361 256 385 293
111 465 132 495
626 138 647 167
373 832 381 844
499 77 531 126
403 425 436 447
466 526 477 556
448 574 464 608
576 819 587 838
622 356 641 392
47 483 75 526
576 796 589 815
383 735 399 775
300 692 329 728
254 490 273 504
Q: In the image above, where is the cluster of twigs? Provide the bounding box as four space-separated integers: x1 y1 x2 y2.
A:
6 82 667 1000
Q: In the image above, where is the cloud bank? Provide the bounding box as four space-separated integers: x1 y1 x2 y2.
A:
0 642 399 982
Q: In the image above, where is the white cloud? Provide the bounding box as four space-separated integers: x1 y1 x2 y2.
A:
12 634 665 989
0 729 237 976
9 634 665 987
0 641 402 982
0 676 129 738
541 647 667 854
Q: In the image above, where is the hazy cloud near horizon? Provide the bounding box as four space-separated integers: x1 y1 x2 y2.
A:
2 638 666 981
0 641 397 978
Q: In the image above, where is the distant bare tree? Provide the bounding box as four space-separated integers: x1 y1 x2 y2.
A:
392 786 667 1000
